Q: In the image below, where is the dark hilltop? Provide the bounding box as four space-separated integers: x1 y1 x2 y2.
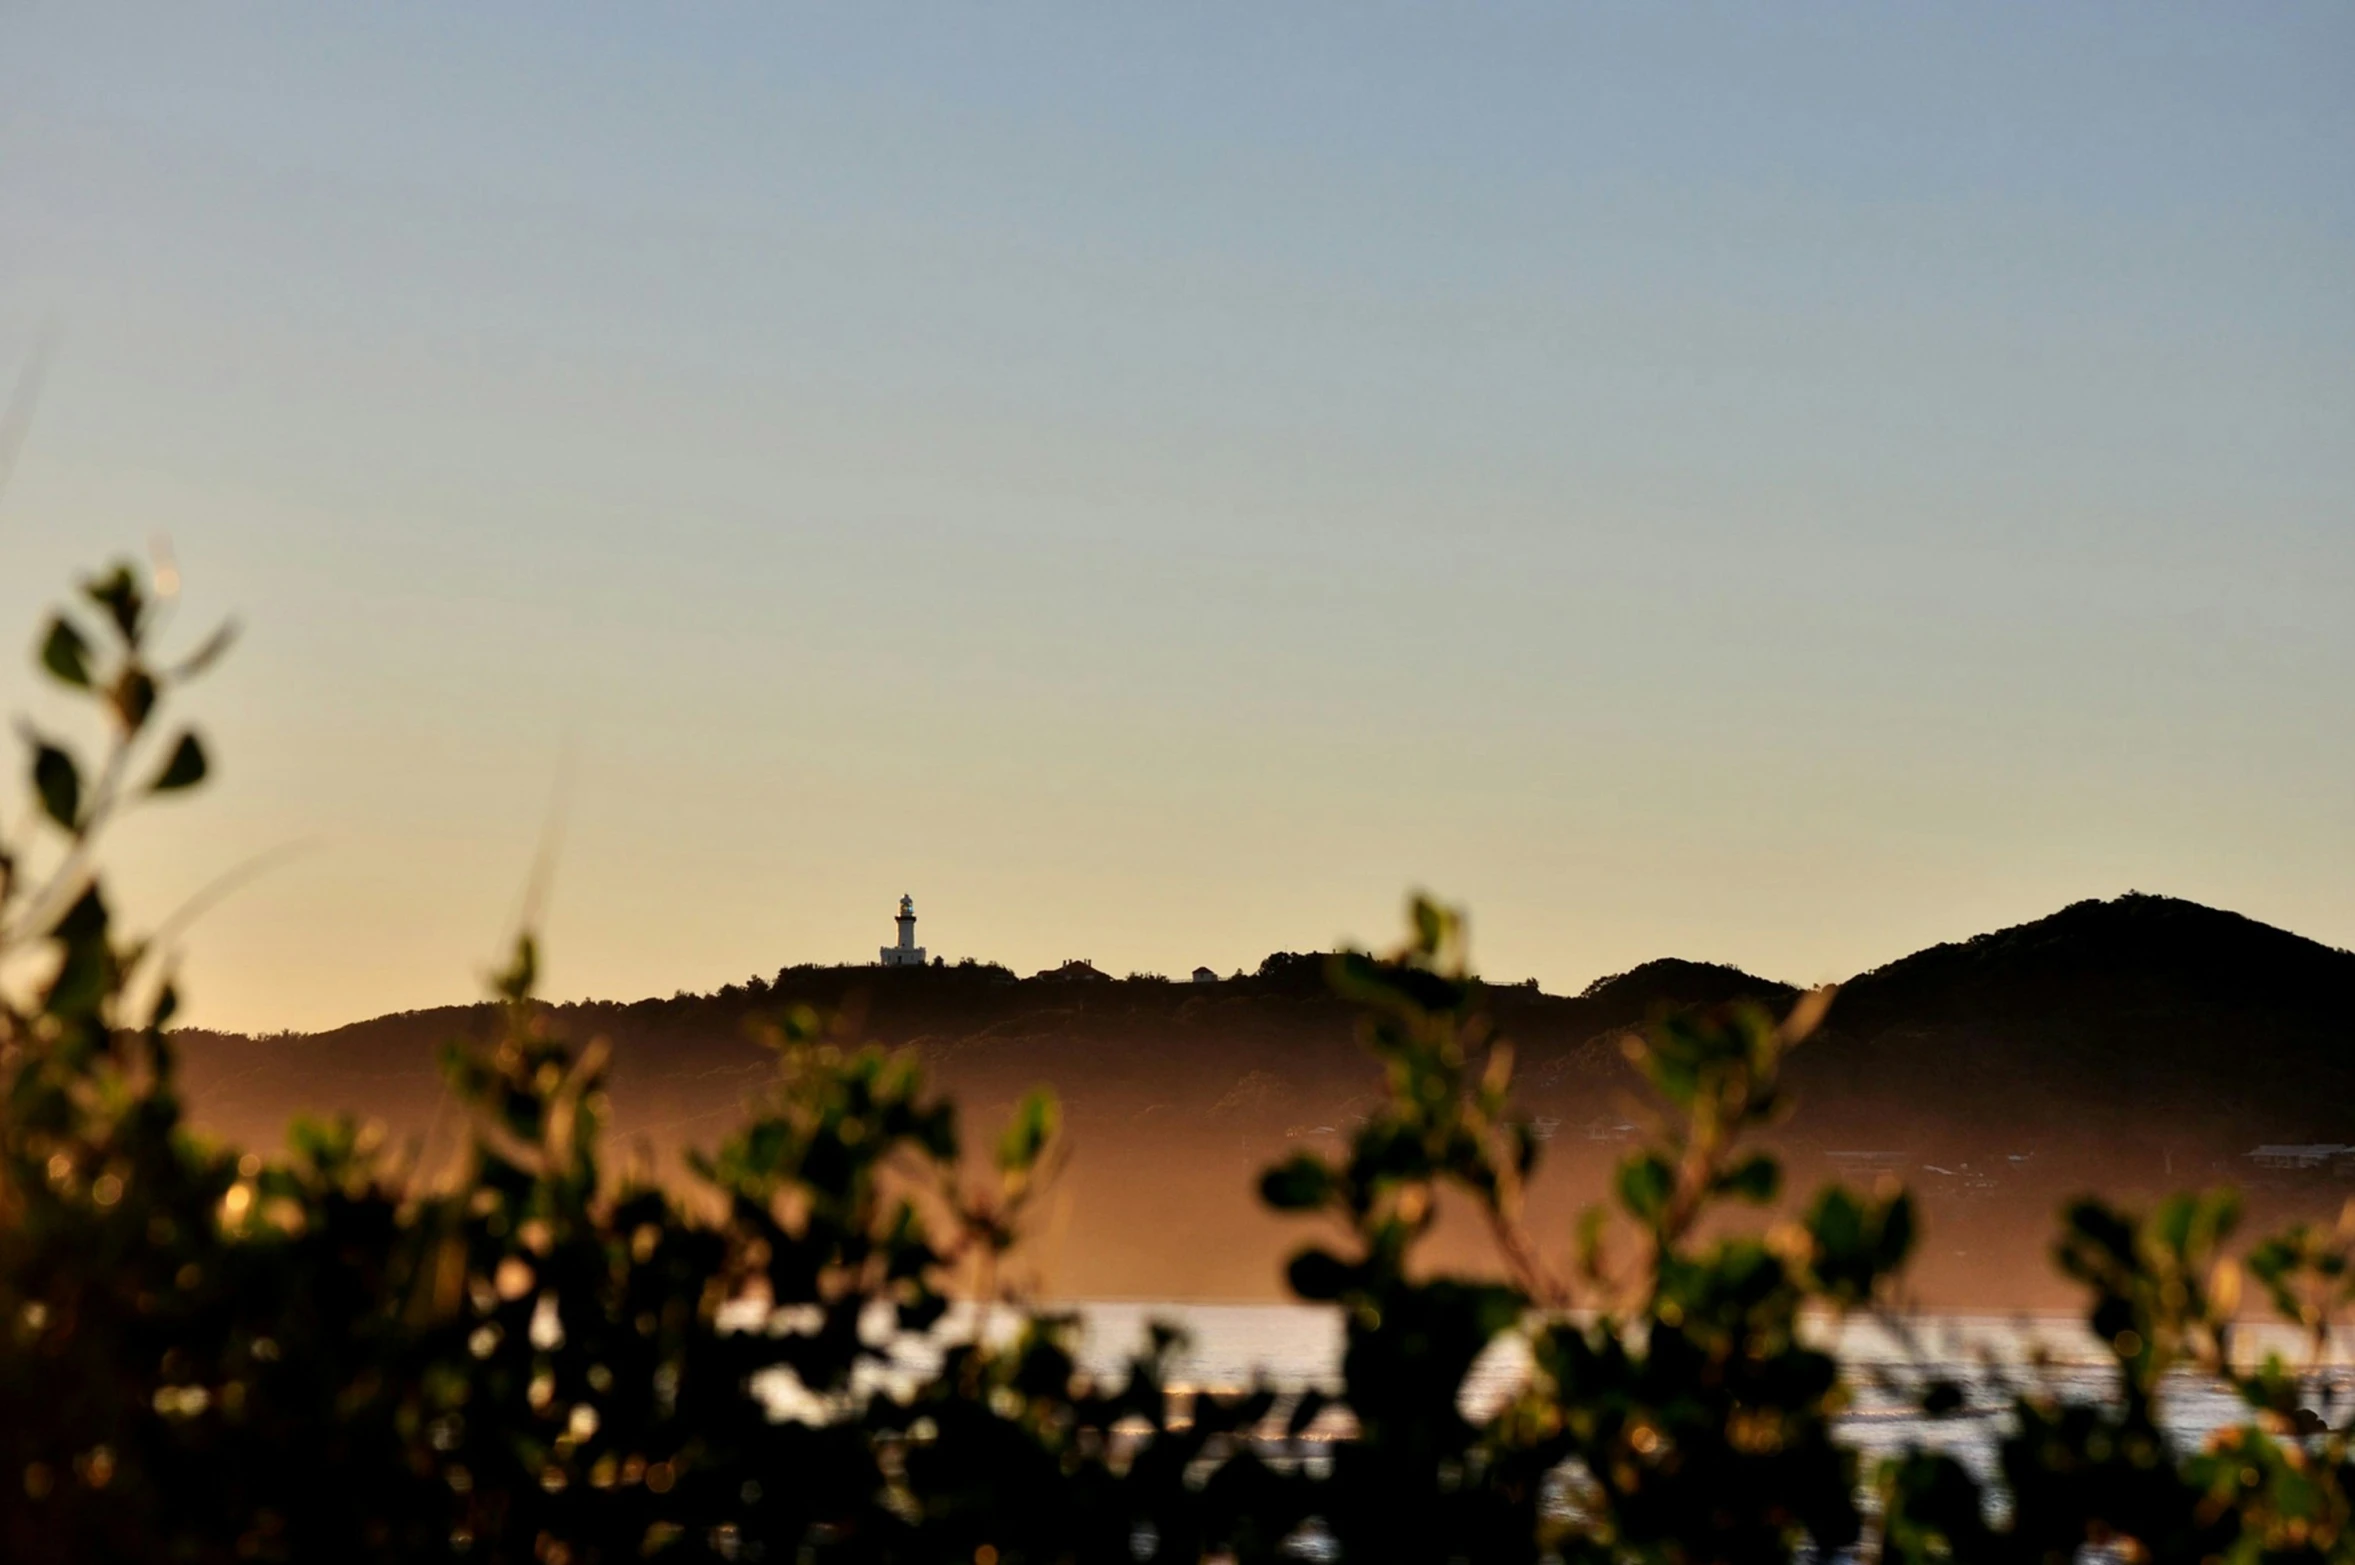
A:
173 892 2355 1304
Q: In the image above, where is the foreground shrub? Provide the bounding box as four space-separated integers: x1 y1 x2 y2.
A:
3 558 2354 1563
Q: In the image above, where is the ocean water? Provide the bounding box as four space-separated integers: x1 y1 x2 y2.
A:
986 1304 2348 1482
721 1301 2347 1556
732 1298 2349 1471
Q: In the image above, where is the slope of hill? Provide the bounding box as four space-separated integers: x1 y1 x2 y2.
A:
167 893 2355 1302
1796 893 2355 1141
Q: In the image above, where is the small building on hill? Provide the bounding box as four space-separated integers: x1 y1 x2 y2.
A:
2247 1144 2355 1172
1191 966 1218 984
1823 1149 1911 1182
879 895 927 968
1036 959 1111 983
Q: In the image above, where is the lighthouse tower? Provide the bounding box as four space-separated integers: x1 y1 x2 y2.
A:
879 894 927 967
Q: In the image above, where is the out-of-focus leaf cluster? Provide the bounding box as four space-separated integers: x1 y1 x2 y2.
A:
1879 1187 2355 1565
10 562 2355 1562
1258 902 1915 1564
0 560 1311 1564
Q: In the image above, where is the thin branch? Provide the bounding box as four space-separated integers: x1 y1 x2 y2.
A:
0 321 59 520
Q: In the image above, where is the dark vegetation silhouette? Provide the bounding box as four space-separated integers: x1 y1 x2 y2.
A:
7 558 2355 1562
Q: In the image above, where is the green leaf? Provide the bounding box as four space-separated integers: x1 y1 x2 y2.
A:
39 616 92 687
1807 1185 1915 1305
50 881 108 942
1616 1151 1676 1225
1259 1154 1334 1212
41 886 113 1021
1286 1247 1355 1301
1809 1188 1866 1258
996 1088 1059 1173
110 667 157 733
493 933 537 1002
1412 895 1449 957
31 741 79 830
1717 1152 1782 1205
146 732 207 793
1876 1190 1917 1272
83 562 144 643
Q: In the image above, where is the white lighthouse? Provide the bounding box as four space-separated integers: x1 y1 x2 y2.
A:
879 894 927 967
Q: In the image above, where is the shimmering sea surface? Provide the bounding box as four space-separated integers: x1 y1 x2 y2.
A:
719 1302 2352 1557
828 1303 2354 1481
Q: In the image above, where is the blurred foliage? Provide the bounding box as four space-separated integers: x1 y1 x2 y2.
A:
6 560 2355 1563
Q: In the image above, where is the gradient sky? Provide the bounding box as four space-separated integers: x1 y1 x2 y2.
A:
1 4 2350 1031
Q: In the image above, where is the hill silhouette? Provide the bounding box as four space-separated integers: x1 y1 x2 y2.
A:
169 892 2355 1302
1796 892 2355 1142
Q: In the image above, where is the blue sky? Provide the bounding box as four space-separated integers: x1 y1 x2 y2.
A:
2 4 2350 1028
